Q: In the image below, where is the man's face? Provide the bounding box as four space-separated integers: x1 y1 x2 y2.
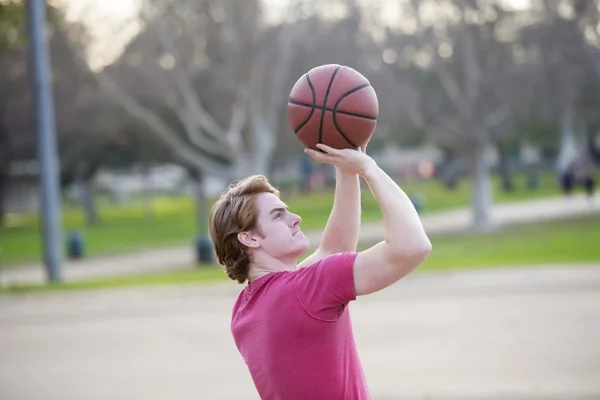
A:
251 192 310 260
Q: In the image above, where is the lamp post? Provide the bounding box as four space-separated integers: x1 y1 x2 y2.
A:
26 0 63 282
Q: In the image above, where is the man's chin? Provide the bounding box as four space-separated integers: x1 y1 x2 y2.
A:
301 237 311 249
296 242 311 257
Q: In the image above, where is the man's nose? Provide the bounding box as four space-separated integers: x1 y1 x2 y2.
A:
291 213 302 227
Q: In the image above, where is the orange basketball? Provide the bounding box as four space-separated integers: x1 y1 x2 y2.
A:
287 64 378 150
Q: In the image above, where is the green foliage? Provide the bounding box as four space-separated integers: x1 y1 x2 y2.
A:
0 1 62 51
0 2 25 51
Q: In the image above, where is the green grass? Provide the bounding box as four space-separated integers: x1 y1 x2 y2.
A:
3 214 598 294
420 214 600 270
0 171 564 267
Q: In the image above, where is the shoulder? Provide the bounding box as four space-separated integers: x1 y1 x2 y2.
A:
292 252 359 317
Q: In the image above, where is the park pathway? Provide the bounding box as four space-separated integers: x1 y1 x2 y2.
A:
1 194 598 286
1 263 599 399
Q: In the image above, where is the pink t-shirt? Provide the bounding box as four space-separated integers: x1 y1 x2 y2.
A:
230 252 370 400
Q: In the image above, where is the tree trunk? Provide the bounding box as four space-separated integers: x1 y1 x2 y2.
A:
240 113 278 177
0 113 9 227
555 104 579 195
497 144 514 192
74 168 98 226
194 171 208 235
0 171 6 227
231 151 273 180
192 170 215 265
469 140 494 231
556 104 578 174
142 165 154 222
526 166 540 190
79 181 97 226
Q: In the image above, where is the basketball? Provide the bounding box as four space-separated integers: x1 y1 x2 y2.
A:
287 64 378 150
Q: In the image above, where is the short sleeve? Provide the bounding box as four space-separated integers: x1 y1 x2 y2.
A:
293 252 358 321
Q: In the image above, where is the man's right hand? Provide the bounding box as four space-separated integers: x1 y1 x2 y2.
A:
304 144 377 178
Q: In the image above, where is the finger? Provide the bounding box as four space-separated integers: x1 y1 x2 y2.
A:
315 143 341 155
318 142 360 154
304 148 335 163
304 148 318 157
361 136 371 152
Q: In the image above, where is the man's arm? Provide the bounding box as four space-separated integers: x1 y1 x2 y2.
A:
304 143 432 295
297 167 361 268
352 162 432 295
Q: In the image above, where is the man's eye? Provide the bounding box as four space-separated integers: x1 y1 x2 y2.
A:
274 212 282 219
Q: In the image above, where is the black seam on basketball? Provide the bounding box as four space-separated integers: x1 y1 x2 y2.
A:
293 74 317 134
288 100 377 120
332 83 374 148
332 113 359 148
318 66 341 144
333 83 372 110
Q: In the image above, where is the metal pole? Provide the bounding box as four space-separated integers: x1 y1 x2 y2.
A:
26 0 63 282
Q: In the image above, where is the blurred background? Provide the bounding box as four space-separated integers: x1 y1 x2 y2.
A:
0 1 600 399
0 0 599 281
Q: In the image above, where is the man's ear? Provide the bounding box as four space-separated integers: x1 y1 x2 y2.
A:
237 231 260 249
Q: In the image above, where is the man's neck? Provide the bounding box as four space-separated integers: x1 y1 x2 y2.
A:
247 257 298 283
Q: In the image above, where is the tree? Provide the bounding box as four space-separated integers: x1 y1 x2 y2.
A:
59 0 306 241
383 0 524 230
90 0 299 182
0 1 28 225
0 4 121 225
519 0 600 182
0 1 26 51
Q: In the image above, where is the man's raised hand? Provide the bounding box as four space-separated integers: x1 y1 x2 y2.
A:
304 144 376 178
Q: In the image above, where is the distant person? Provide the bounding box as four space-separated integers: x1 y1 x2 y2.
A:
583 174 595 198
579 161 597 200
208 142 431 399
558 162 576 196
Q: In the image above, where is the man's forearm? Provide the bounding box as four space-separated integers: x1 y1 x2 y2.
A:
363 164 430 255
319 167 361 253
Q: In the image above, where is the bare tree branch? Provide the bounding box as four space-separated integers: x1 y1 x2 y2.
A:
483 104 511 131
245 26 296 161
429 125 469 150
172 103 232 159
225 88 247 151
152 16 236 153
435 64 472 119
269 30 296 108
461 25 481 105
96 72 228 176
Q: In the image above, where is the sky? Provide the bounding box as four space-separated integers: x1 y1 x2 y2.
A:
57 0 142 70
58 0 532 71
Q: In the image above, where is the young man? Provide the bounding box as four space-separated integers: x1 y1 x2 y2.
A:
209 143 432 399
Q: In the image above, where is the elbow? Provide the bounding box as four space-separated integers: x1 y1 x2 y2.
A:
415 237 433 260
420 238 433 256
387 237 432 266
408 242 432 265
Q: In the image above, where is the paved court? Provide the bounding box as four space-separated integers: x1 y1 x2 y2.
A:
1 265 600 400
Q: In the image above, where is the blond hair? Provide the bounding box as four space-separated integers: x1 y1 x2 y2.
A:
208 175 280 283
